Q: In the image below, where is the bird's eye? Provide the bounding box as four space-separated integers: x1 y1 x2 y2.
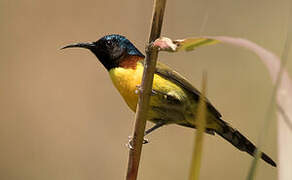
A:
106 40 112 46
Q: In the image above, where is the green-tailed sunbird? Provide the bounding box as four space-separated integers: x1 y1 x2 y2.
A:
62 34 276 167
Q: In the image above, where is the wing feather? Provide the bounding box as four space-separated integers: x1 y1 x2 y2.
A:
154 61 222 118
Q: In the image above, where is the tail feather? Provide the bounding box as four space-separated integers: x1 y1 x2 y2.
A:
215 119 276 167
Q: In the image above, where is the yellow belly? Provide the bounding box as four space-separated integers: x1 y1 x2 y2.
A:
109 63 143 111
109 62 183 112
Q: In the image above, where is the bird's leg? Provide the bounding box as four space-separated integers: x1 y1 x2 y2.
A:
126 122 165 149
129 87 166 149
145 122 165 136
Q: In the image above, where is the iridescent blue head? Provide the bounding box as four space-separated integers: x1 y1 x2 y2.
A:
62 34 145 70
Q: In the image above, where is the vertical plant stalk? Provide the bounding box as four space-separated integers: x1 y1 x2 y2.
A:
247 4 292 180
189 73 208 180
125 1 166 180
277 4 292 179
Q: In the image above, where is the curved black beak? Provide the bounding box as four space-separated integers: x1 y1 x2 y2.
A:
60 42 95 50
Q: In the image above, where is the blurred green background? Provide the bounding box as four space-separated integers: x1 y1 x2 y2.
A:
1 0 291 179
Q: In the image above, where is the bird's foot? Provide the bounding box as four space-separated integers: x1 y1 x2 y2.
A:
135 85 142 95
126 136 149 150
135 85 157 96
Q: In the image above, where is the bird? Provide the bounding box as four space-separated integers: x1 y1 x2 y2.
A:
62 34 276 167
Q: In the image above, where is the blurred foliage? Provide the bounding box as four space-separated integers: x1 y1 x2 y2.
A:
189 73 207 180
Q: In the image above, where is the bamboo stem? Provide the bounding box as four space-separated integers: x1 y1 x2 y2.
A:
125 1 166 180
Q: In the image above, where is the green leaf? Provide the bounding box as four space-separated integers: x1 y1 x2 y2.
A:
175 38 219 51
152 37 219 52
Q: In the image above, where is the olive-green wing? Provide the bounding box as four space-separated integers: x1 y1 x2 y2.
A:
154 61 222 118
